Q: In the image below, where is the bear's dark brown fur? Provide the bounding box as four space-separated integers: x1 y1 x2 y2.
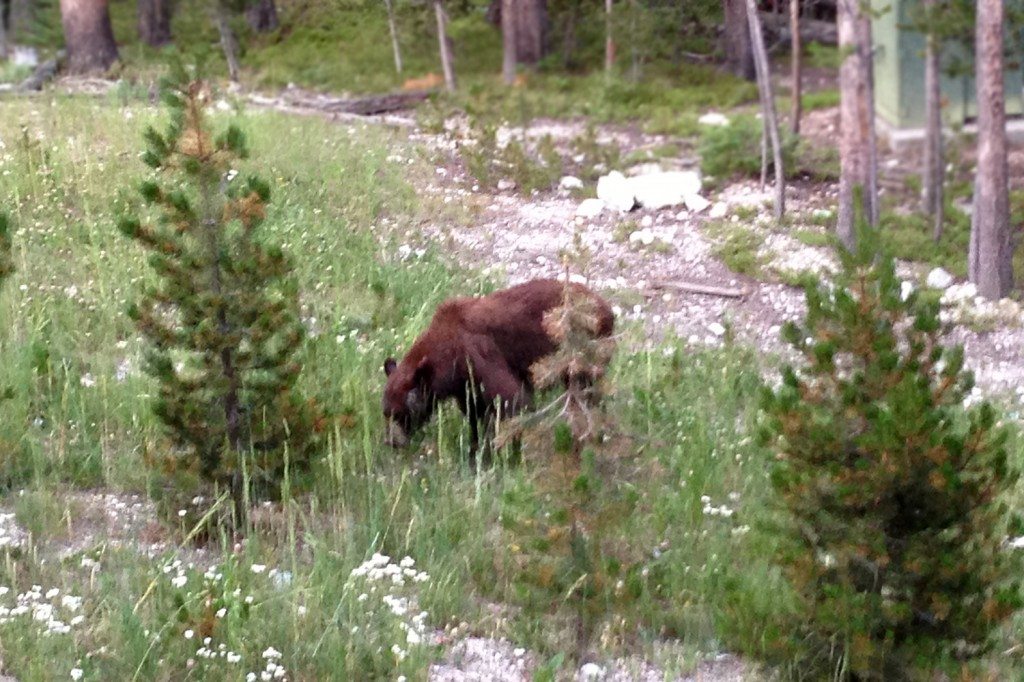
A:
382 279 614 461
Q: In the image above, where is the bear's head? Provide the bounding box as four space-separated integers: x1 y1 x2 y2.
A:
382 356 434 447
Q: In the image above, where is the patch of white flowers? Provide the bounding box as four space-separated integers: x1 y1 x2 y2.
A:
346 553 432 666
0 584 84 635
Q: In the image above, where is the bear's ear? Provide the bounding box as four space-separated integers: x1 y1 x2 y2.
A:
412 357 433 385
384 358 397 376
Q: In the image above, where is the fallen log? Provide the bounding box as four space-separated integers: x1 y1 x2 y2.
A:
646 280 749 299
281 89 434 116
19 51 64 92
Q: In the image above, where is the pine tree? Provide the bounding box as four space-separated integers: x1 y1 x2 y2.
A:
497 257 621 659
118 66 324 526
759 223 1022 678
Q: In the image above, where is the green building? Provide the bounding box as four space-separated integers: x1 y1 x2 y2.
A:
872 0 1024 145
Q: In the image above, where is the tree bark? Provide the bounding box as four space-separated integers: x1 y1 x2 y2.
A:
604 0 614 77
835 0 875 249
383 0 403 74
245 0 277 33
9 0 35 44
502 0 517 84
723 0 754 81
138 0 173 47
922 0 944 242
59 0 119 74
434 0 456 92
789 0 802 134
0 8 8 61
514 0 547 64
969 0 1013 298
213 3 240 83
860 13 878 228
747 0 785 221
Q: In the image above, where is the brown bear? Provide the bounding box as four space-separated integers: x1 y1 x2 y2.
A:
382 278 615 462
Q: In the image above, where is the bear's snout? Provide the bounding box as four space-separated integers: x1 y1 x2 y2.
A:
384 419 409 448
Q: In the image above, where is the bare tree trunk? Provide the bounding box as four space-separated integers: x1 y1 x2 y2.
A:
969 0 1013 299
0 10 8 61
835 0 874 249
789 0 802 134
9 0 35 44
213 3 240 83
629 0 639 82
60 0 119 74
861 15 879 227
383 0 403 74
434 0 456 92
502 0 517 84
747 0 785 221
922 0 944 242
561 1 577 69
604 0 614 77
245 0 278 32
138 0 173 47
513 0 547 64
723 0 754 81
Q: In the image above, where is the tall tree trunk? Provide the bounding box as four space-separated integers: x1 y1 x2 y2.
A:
138 0 173 47
9 0 35 44
513 0 546 64
561 1 577 69
789 0 802 134
384 0 403 74
245 0 277 33
604 0 613 77
969 0 1013 298
922 0 944 242
434 0 456 91
835 0 874 249
213 3 240 83
747 0 785 221
860 13 878 228
0 9 8 61
502 0 517 84
722 0 754 81
60 0 119 73
628 0 638 82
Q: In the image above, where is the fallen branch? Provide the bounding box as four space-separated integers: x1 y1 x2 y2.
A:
19 51 64 92
646 280 749 299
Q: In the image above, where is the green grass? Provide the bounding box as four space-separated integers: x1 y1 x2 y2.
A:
0 93 793 680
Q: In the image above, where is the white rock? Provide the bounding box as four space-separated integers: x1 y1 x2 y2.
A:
708 322 727 337
640 215 654 228
709 202 728 219
629 171 702 209
698 111 730 127
685 193 711 213
579 663 607 680
675 209 690 221
900 281 915 302
597 171 636 212
576 198 606 218
1010 536 1024 549
559 175 584 190
926 267 954 290
628 229 656 246
12 46 38 68
497 178 516 191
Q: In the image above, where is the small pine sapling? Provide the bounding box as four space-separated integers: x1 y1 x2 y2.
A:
118 67 324 528
499 250 627 660
759 223 1022 678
